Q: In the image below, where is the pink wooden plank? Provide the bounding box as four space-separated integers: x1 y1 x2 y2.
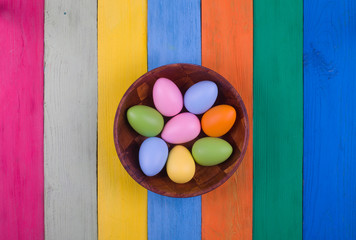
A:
0 1 44 239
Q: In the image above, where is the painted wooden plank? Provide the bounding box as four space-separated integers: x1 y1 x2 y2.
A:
253 0 303 239
303 0 356 239
0 1 44 239
98 0 147 239
201 0 253 239
44 1 97 239
147 1 201 239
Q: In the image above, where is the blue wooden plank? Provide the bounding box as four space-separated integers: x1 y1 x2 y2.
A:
147 1 201 239
304 0 356 239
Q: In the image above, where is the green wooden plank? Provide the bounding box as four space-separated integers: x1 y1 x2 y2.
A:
253 0 303 239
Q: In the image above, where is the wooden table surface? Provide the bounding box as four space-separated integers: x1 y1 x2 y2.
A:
0 0 355 239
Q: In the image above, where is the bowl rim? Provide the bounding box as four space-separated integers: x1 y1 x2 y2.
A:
113 63 249 198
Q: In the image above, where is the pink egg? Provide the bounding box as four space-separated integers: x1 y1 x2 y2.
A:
161 113 201 144
153 78 183 117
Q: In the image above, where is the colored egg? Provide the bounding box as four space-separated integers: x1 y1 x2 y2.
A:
184 81 218 114
153 77 183 117
192 137 233 166
127 105 164 137
139 137 168 176
166 145 195 184
161 112 201 144
202 105 236 137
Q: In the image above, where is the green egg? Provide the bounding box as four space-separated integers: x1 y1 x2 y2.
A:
127 105 164 137
192 137 233 166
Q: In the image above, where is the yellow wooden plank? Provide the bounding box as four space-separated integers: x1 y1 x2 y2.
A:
98 0 147 239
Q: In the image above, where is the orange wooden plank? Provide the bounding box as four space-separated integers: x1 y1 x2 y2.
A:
201 0 253 239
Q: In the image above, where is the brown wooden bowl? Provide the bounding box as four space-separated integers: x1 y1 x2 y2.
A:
114 63 249 198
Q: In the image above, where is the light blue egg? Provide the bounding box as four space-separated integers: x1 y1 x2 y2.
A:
139 137 168 176
184 81 218 114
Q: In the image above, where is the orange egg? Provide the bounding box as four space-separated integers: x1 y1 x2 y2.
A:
201 105 236 137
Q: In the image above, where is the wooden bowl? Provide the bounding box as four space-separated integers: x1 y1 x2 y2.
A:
114 63 249 198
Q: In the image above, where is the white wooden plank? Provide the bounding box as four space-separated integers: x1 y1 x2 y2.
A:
44 1 97 239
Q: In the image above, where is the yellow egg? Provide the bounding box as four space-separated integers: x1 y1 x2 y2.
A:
166 146 195 184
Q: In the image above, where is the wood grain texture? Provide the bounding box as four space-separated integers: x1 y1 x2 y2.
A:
0 1 44 239
98 0 147 239
201 0 253 239
147 1 201 239
44 1 97 239
253 0 303 239
303 0 356 239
